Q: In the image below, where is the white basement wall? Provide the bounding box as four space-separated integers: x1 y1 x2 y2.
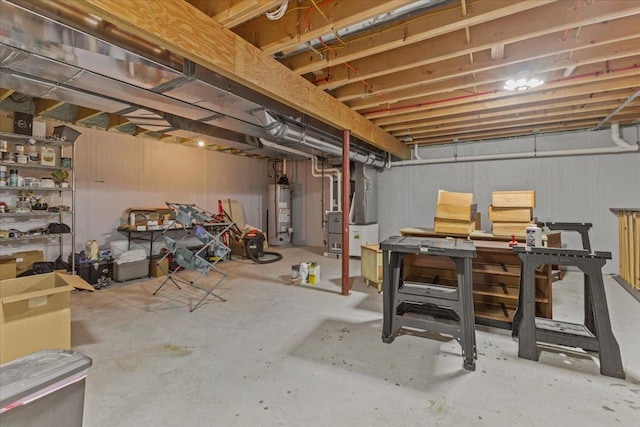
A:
73 127 272 252
378 126 640 274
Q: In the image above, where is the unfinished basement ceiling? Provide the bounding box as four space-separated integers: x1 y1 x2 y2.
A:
1 0 639 159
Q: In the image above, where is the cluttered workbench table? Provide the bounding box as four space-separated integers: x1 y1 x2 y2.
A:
399 227 556 329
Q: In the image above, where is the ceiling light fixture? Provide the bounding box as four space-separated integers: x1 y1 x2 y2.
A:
504 76 544 91
197 140 206 147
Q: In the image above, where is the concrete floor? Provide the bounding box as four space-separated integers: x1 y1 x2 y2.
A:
71 246 640 426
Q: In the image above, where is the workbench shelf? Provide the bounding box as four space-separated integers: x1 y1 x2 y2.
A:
399 229 553 329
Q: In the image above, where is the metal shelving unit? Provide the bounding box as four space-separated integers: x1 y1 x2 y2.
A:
0 131 76 273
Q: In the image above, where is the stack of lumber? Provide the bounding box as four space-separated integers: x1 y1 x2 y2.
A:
490 190 535 237
434 190 477 235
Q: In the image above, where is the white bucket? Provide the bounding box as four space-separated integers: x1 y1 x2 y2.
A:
526 225 542 247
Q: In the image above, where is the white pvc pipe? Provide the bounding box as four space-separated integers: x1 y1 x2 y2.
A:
610 122 636 149
259 138 339 211
391 129 637 167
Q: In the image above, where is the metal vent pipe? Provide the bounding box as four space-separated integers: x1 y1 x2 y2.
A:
252 110 385 168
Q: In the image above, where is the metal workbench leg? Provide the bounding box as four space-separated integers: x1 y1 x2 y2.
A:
579 260 625 379
382 252 404 343
456 257 477 371
517 258 539 361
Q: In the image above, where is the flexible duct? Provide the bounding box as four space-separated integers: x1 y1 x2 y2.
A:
253 110 385 168
391 126 638 166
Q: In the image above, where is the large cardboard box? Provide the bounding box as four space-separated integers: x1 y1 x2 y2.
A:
0 273 95 364
0 256 17 280
11 250 45 276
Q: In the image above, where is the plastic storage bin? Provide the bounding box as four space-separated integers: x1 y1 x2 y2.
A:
114 259 149 281
0 349 92 427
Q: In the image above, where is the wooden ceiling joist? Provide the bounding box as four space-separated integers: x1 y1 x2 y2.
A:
370 69 640 125
281 0 553 76
233 0 414 56
413 114 640 145
0 88 14 103
401 100 640 138
337 23 640 104
33 99 66 116
391 90 637 135
186 0 284 28
314 1 640 91
68 0 410 159
75 107 105 123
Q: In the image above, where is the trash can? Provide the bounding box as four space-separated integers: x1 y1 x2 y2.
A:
0 349 92 427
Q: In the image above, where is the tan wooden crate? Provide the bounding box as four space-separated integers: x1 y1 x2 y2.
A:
437 190 474 206
488 206 532 222
436 203 477 221
492 190 536 208
434 218 476 235
492 221 532 238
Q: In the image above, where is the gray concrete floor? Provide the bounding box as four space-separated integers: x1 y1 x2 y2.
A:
71 246 640 426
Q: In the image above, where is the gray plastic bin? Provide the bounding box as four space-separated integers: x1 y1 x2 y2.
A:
0 349 92 427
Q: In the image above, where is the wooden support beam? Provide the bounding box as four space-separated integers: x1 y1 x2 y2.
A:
0 88 15 102
67 0 409 159
107 114 130 130
75 107 105 123
33 99 66 116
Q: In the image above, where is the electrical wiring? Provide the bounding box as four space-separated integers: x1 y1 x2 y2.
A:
265 1 288 21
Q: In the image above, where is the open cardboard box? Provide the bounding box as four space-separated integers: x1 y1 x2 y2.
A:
0 272 95 364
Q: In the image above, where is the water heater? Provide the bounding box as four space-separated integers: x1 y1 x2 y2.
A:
268 184 292 246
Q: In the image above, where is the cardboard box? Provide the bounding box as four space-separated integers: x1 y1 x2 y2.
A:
150 257 168 277
0 256 17 280
11 250 44 276
0 272 95 364
0 110 15 133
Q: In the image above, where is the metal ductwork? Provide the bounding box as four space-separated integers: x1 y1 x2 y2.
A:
252 109 385 168
0 1 392 163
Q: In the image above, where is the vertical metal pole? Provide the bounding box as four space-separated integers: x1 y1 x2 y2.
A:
342 130 350 296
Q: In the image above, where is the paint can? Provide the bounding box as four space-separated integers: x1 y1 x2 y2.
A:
308 263 320 285
299 262 308 284
291 264 300 279
526 225 542 247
